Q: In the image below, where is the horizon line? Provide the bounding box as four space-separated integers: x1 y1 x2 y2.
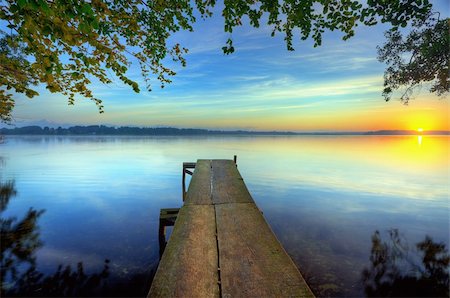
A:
1 125 449 135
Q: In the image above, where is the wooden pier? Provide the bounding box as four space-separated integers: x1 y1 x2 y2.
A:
148 159 314 297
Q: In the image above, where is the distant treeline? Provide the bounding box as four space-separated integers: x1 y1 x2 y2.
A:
0 125 297 136
0 126 448 136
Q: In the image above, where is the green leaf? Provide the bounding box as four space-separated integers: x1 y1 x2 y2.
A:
42 25 51 35
9 4 18 13
79 22 89 33
38 0 51 14
29 0 39 10
17 0 27 9
91 19 99 30
81 3 93 15
25 89 38 97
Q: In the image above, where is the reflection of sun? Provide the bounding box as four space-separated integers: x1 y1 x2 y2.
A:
418 135 423 145
417 128 424 144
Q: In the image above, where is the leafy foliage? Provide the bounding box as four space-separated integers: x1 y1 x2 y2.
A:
0 34 36 122
0 0 434 122
1 0 196 122
219 0 432 52
378 16 449 103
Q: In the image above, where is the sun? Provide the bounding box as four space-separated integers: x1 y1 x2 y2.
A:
417 128 424 133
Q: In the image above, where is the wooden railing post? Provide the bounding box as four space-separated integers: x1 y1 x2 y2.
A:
182 162 196 201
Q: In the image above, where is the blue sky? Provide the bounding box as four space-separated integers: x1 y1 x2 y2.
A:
7 0 450 131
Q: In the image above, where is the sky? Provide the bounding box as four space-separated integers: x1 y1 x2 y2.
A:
7 0 450 131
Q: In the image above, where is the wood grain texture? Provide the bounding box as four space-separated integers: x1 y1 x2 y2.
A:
148 205 219 297
211 160 254 204
149 159 315 298
184 159 212 205
216 203 315 298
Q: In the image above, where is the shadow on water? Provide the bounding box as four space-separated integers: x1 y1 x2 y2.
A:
0 180 156 297
362 229 449 297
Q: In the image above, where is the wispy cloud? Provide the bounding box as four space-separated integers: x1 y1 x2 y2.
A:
226 75 384 101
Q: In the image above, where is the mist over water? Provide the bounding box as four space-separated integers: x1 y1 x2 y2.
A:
1 135 448 297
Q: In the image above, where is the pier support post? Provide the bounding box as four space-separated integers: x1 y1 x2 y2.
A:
182 162 196 201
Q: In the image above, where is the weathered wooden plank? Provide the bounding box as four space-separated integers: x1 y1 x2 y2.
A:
150 159 314 297
148 205 219 297
184 159 212 205
216 203 314 298
211 160 254 204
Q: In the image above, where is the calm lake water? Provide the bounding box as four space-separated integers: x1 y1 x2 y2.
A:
1 135 449 297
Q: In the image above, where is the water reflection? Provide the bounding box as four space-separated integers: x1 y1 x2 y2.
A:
1 135 448 297
362 229 449 297
1 180 45 294
1 180 112 297
6 261 110 297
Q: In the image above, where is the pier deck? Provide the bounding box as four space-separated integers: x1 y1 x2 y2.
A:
148 159 314 297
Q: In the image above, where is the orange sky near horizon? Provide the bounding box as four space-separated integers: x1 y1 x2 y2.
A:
149 96 450 132
11 91 448 132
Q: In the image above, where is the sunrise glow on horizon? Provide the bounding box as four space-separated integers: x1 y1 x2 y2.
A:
5 0 449 132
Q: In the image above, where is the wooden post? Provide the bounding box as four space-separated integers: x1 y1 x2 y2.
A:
182 162 196 201
158 208 179 257
182 164 186 201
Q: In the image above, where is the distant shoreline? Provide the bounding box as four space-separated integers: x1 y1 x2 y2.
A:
0 125 449 136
